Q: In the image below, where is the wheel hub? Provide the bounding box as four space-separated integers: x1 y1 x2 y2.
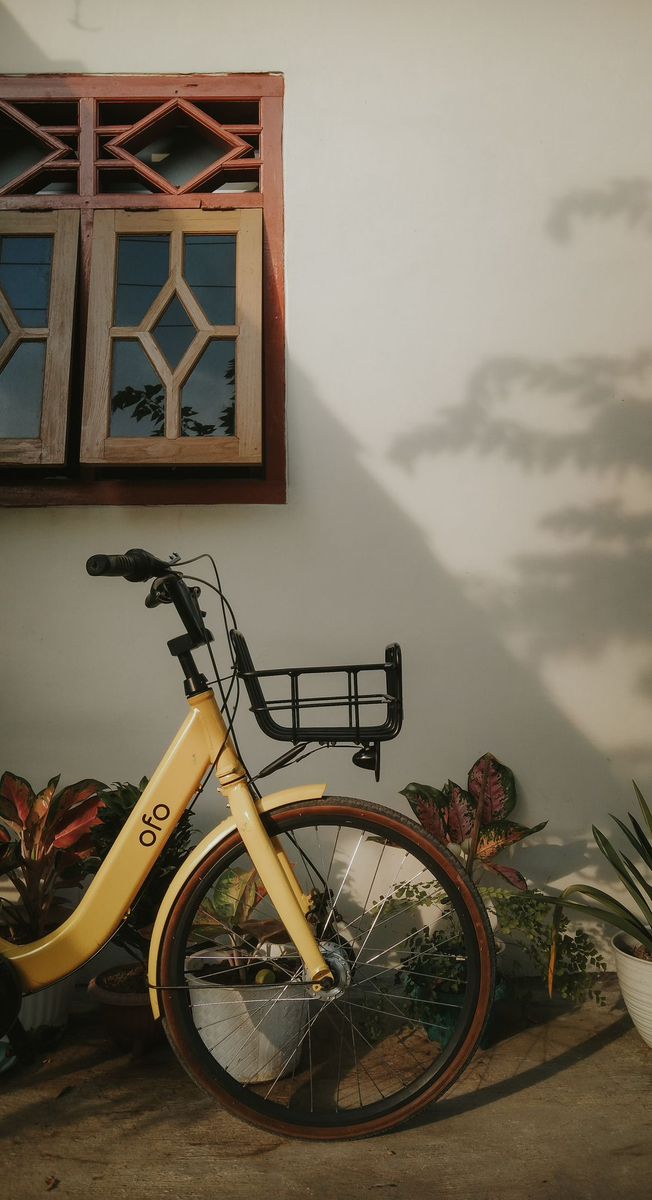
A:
311 941 352 1000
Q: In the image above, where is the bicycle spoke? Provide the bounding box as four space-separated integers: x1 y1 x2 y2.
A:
321 831 365 938
350 849 409 967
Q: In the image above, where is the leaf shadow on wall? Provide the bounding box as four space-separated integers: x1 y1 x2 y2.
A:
389 185 652 779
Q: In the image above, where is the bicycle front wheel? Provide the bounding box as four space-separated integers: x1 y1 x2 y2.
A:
158 797 494 1139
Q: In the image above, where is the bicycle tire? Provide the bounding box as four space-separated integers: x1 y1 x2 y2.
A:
158 797 495 1140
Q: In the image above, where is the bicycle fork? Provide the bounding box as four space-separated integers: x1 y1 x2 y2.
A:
218 771 334 990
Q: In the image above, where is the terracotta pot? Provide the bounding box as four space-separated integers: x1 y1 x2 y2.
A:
88 965 163 1053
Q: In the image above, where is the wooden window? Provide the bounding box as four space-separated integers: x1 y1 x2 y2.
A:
0 75 284 505
82 209 261 465
0 211 79 465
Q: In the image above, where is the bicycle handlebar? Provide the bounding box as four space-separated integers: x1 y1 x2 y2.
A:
86 548 211 653
86 548 172 583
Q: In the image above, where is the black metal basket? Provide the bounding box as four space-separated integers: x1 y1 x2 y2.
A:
230 630 403 746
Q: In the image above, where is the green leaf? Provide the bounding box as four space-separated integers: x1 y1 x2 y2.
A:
484 863 528 890
205 866 261 927
53 795 103 849
0 837 21 874
50 779 103 831
610 815 652 873
553 883 652 952
233 869 259 928
467 753 516 821
593 827 652 927
26 777 60 856
0 771 35 825
632 781 652 837
620 853 652 910
441 782 475 844
0 797 21 835
627 815 652 872
400 783 451 842
476 819 547 861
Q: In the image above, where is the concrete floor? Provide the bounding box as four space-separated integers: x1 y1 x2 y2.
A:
0 978 650 1200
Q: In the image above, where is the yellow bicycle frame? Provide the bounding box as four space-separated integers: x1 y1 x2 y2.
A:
0 689 332 1010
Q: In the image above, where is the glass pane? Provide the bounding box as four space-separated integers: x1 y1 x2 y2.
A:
114 234 169 326
152 294 197 368
135 115 230 187
0 340 45 438
110 340 165 437
184 235 236 325
180 339 235 438
0 125 45 189
0 236 53 326
0 315 8 348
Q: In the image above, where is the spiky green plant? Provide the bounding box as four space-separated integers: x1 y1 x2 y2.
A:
549 783 652 990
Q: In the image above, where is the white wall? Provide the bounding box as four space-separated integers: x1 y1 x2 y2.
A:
2 1 652 904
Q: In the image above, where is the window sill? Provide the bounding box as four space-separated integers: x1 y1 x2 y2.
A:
0 473 286 506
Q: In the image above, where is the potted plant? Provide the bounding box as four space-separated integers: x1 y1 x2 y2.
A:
185 865 311 1082
0 769 103 1034
398 753 606 1036
86 778 196 1052
549 782 652 1047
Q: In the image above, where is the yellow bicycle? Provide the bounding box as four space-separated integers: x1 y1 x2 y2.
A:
0 548 494 1140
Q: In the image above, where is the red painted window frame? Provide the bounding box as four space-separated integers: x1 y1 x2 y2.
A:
0 73 285 505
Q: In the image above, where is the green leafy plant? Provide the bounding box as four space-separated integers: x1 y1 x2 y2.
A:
87 778 195 960
401 753 605 1010
0 770 103 941
486 887 606 1005
396 926 468 1046
402 752 546 889
549 782 652 992
189 866 288 984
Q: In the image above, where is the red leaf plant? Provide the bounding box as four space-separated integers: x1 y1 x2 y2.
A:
0 770 104 942
401 753 546 892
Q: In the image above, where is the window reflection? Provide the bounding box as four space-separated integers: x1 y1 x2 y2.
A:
180 339 236 437
0 340 46 437
110 340 165 437
0 235 53 325
114 234 169 326
152 293 197 368
184 235 236 325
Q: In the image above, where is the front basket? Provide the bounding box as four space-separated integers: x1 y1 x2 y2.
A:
230 630 403 746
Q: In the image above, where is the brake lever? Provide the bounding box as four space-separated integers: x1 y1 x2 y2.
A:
144 575 175 609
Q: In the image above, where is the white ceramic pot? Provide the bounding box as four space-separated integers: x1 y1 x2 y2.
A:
612 932 652 1049
20 976 75 1032
186 952 308 1083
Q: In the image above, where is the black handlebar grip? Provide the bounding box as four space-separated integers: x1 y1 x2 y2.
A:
86 549 172 581
86 553 134 577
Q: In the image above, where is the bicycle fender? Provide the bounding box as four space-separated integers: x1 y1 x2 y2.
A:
147 782 327 1018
